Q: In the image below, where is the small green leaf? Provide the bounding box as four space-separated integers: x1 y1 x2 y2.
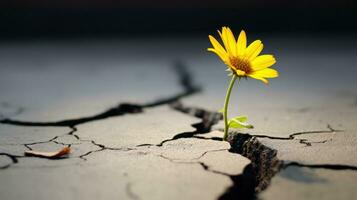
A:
218 108 224 113
233 116 248 122
228 116 254 129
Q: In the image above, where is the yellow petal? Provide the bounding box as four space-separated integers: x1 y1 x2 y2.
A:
245 40 263 61
207 48 227 62
219 27 231 54
236 30 247 56
226 27 237 56
251 68 279 78
234 69 246 76
208 35 227 56
248 74 269 84
251 55 276 71
227 63 246 76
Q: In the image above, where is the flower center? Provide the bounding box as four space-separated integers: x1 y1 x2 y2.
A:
229 57 252 75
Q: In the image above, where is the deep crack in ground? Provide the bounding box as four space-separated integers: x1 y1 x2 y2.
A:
154 103 357 199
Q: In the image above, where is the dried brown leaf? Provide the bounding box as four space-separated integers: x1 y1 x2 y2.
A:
24 147 71 158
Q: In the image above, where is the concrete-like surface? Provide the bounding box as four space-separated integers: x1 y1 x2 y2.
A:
0 36 357 200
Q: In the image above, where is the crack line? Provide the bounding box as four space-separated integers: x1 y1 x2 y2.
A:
252 124 343 147
0 152 23 169
137 101 222 147
0 62 199 128
126 183 141 200
0 62 199 168
158 154 231 177
283 162 357 170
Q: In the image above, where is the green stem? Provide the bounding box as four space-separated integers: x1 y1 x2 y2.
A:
223 75 239 141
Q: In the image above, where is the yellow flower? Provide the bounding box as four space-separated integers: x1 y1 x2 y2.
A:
208 27 279 84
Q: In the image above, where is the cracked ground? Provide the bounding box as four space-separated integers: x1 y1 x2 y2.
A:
0 37 357 200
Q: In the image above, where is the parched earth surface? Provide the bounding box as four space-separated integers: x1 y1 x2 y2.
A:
0 36 357 200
